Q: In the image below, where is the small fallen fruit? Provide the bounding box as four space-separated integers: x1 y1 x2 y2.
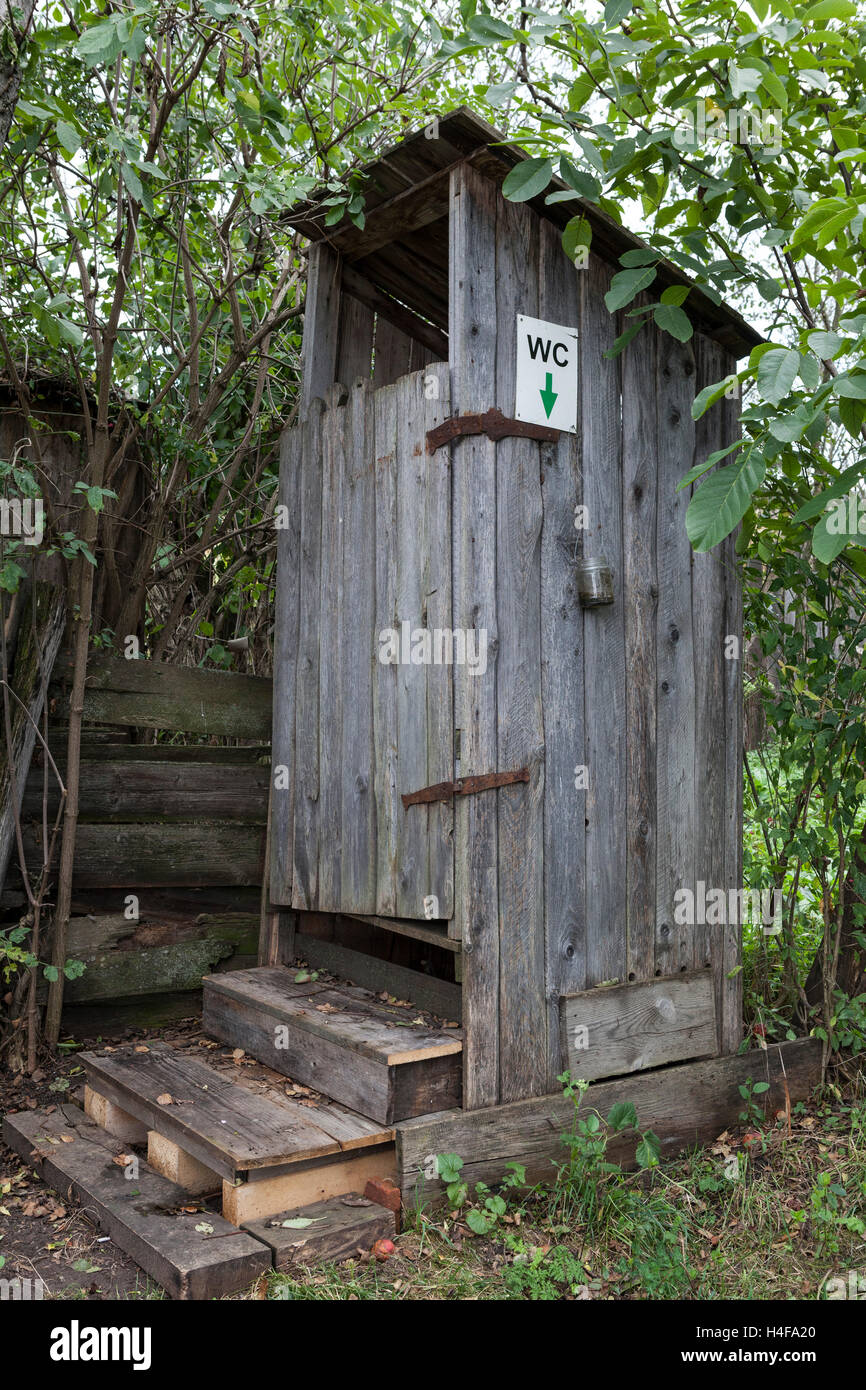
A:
371 1238 395 1262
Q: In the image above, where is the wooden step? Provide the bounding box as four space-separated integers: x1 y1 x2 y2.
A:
241 1194 395 1270
203 967 463 1124
79 1044 390 1182
2 1104 270 1300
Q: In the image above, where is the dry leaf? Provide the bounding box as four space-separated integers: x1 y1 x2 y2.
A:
134 1045 149 1054
60 1134 75 1143
156 1093 173 1106
316 1003 339 1014
232 1049 245 1062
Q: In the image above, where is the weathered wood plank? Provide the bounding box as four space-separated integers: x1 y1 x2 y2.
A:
343 267 447 366
622 305 658 984
372 313 413 390
341 911 462 953
301 242 341 409
538 218 586 1086
335 292 375 383
559 969 717 1081
292 403 325 911
2 1105 270 1299
314 387 346 910
722 371 744 1054
495 190 547 1102
422 362 454 920
52 653 272 737
340 379 377 913
294 931 462 1022
655 333 698 977
581 253 626 988
691 335 728 1007
27 822 264 887
373 382 400 916
203 968 462 1124
396 1038 821 1205
24 756 268 823
242 1194 395 1269
449 161 500 1106
270 423 302 906
395 369 431 920
81 1047 348 1178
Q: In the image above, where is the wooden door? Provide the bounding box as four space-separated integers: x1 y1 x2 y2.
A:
271 364 454 921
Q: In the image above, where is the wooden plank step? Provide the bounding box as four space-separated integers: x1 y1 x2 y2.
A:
242 1194 395 1270
204 967 463 1124
2 1105 271 1300
80 1044 390 1182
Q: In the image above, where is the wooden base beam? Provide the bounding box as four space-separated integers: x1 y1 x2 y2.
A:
396 1038 822 1207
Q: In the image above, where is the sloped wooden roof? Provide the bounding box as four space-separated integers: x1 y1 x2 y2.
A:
287 107 761 357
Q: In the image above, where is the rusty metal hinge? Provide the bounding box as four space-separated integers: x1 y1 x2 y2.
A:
426 408 560 453
402 768 530 809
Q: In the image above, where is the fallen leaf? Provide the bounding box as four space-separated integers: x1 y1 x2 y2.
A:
156 1093 173 1106
134 1045 149 1054
232 1049 245 1062
316 1003 339 1014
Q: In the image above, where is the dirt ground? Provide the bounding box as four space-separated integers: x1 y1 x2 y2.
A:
0 1010 211 1301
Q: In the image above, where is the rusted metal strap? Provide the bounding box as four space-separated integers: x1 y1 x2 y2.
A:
426 408 560 453
402 768 530 809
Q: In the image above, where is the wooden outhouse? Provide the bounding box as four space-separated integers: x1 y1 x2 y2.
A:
5 115 824 1293
267 109 760 1112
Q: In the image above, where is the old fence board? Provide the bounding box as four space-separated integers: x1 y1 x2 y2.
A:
52 652 272 738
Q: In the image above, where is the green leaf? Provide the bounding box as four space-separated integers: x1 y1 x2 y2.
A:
677 440 742 490
803 0 856 19
75 20 121 65
686 452 767 551
604 0 632 26
466 1208 492 1235
691 376 735 420
436 1152 464 1183
756 347 800 405
635 1131 662 1169
792 460 865 523
562 215 592 263
660 285 690 307
502 158 553 203
653 303 692 342
122 160 144 204
605 266 656 312
807 330 845 359
606 1101 637 1132
467 14 514 42
812 510 853 564
56 121 81 155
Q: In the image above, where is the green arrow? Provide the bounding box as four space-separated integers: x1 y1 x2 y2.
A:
539 371 558 419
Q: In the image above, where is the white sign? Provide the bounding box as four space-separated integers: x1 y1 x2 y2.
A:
515 314 579 435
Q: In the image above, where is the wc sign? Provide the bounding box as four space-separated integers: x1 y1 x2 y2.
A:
515 314 579 435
